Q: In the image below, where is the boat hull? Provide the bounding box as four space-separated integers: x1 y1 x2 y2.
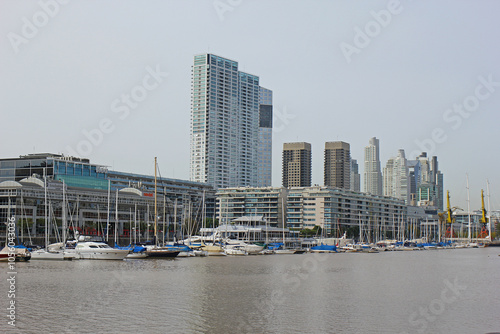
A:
274 249 295 254
31 250 65 261
126 252 148 259
193 250 208 257
77 250 129 260
224 247 247 256
177 251 195 257
201 244 226 256
0 246 31 261
145 249 180 258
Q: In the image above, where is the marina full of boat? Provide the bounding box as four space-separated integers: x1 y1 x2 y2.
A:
2 166 497 261
2 235 495 263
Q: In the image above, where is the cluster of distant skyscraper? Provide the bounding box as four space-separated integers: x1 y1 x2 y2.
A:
281 138 443 210
189 54 443 210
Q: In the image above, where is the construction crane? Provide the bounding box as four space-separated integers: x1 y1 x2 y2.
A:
478 189 489 238
444 191 462 239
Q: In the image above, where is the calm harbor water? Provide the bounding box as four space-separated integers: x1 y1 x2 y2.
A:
1 248 499 334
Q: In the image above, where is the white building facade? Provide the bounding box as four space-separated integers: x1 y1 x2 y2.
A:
190 54 270 189
364 137 382 195
383 149 409 204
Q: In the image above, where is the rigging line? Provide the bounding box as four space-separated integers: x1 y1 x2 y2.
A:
21 190 34 245
191 199 204 237
49 201 61 243
63 190 74 240
155 160 173 215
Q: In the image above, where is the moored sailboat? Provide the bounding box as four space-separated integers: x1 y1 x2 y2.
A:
31 180 75 260
0 246 31 262
145 157 180 259
224 245 248 256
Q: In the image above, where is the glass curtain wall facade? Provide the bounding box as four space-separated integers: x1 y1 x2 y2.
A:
258 87 273 187
350 159 361 192
0 154 216 234
0 154 108 190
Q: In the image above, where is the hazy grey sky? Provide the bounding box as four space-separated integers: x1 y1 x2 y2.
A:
2 0 499 210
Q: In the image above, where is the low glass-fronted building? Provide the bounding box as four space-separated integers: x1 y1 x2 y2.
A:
0 153 215 245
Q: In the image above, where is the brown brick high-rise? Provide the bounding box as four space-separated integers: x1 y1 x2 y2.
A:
282 142 312 188
324 141 351 189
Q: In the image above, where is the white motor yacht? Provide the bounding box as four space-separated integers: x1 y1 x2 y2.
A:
75 241 129 260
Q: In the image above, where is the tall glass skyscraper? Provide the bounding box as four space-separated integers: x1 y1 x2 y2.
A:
350 159 360 192
258 87 273 187
383 149 409 203
190 54 272 189
364 137 382 195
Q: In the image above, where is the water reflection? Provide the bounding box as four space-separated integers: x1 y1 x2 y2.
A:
0 248 498 333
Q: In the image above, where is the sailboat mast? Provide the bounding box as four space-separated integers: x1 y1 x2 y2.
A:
106 179 110 242
44 167 48 249
134 203 137 245
446 191 452 240
173 198 177 242
62 180 66 247
154 157 158 246
466 174 471 241
202 190 205 230
359 213 362 243
163 187 166 246
115 190 118 245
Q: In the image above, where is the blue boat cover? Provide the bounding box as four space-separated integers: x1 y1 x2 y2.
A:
310 244 337 252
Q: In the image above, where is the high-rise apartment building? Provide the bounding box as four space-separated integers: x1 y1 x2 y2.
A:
383 149 409 203
324 141 350 189
257 87 273 187
190 54 271 189
350 159 360 192
282 142 311 188
364 137 382 195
